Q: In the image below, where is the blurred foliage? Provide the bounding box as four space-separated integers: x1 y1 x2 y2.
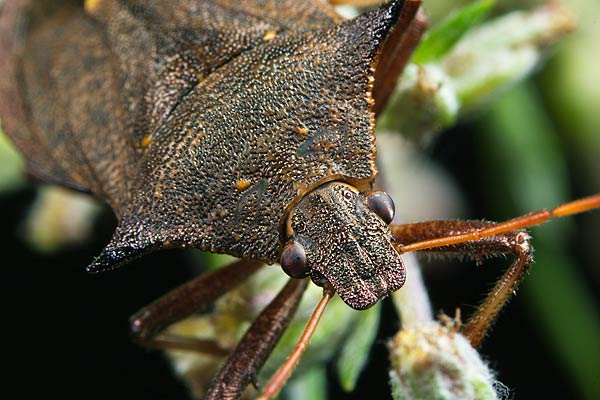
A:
0 127 25 192
474 1 600 399
385 0 599 399
380 0 575 143
412 0 495 64
335 301 381 391
480 84 600 400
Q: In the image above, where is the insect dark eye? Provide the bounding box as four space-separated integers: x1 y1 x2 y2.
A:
343 189 353 200
281 241 309 278
364 191 395 224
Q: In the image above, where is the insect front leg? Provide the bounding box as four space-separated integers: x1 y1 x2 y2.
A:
206 278 309 400
130 258 263 354
131 259 310 399
391 220 533 347
373 0 427 115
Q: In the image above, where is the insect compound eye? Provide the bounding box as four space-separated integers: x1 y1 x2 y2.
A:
364 191 395 224
280 241 309 278
342 189 353 200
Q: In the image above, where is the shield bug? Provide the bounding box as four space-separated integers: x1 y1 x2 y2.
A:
0 0 598 399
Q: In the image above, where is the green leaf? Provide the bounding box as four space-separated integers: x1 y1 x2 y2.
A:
335 302 381 392
284 365 327 400
412 0 495 64
480 84 600 400
0 129 25 192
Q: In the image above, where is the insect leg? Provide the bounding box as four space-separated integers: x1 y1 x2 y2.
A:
391 220 532 347
396 195 600 255
258 284 335 400
391 196 599 345
206 278 309 400
373 0 427 115
130 258 263 353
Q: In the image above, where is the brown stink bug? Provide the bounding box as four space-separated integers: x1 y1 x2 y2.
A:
0 0 598 398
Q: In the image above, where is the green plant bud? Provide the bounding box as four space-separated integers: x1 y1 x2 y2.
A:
389 322 501 400
381 2 575 142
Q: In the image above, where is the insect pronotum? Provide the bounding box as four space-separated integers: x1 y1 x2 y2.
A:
0 0 598 398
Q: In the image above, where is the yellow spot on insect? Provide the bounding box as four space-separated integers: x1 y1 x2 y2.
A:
236 180 251 191
140 135 152 148
294 126 308 135
263 30 277 41
366 96 375 106
84 0 103 14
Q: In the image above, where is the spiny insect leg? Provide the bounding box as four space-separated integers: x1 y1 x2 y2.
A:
206 278 309 400
392 220 533 346
373 0 426 115
130 258 263 352
391 193 600 346
396 195 600 255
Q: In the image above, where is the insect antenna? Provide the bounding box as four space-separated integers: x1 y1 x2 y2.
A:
258 284 336 400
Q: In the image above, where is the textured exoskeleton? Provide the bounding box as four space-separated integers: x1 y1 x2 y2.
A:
0 0 417 309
